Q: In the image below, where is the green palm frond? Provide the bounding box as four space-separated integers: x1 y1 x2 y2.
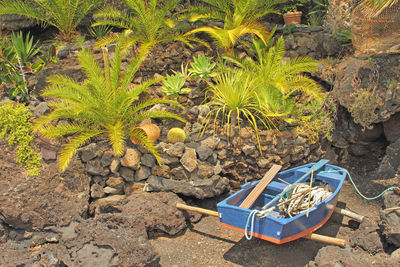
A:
130 128 161 164
34 39 185 171
59 129 104 171
0 0 103 40
186 0 285 52
93 0 199 52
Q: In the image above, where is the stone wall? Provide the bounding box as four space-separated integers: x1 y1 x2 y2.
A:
73 126 324 204
0 14 36 31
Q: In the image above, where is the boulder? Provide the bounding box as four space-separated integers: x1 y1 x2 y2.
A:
377 139 400 179
351 219 384 254
57 215 159 267
333 55 400 125
310 246 369 266
380 191 400 247
0 15 36 31
146 175 230 199
383 112 400 143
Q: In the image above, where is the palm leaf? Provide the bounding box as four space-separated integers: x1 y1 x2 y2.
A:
59 129 103 171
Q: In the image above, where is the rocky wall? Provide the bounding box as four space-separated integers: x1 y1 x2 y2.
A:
59 125 326 206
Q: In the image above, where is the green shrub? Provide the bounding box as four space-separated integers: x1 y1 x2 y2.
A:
348 88 383 130
0 101 41 176
296 96 337 143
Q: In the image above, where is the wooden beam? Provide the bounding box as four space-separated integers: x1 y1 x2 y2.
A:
239 164 282 209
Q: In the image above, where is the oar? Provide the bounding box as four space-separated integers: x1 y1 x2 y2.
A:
176 203 346 247
261 159 329 212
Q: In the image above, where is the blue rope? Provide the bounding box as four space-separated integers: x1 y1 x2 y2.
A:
321 170 400 200
244 209 262 240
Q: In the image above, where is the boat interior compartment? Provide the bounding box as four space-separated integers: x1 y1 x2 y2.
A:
224 164 345 208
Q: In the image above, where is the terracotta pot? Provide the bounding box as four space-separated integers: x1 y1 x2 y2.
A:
130 123 160 144
283 11 302 26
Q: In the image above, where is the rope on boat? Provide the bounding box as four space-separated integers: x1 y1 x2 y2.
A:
244 209 262 240
279 183 332 217
320 170 400 200
244 168 400 240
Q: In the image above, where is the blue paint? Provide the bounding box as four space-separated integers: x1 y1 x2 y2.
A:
217 161 347 243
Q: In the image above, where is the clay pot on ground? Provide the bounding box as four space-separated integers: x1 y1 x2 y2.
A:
283 11 302 26
130 123 160 144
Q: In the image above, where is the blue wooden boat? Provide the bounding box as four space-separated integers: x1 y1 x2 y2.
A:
216 162 347 244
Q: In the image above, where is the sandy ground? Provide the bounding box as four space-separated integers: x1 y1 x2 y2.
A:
150 178 384 267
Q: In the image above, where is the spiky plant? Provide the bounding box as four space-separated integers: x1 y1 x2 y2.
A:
200 70 272 150
362 0 399 16
224 37 324 116
186 0 286 53
33 34 186 171
0 0 103 41
93 0 206 53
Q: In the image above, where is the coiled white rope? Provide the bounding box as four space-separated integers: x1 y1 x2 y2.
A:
279 183 332 217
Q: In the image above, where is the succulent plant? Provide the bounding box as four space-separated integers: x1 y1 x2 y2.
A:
167 128 186 144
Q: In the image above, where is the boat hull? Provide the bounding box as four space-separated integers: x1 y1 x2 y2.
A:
216 162 347 244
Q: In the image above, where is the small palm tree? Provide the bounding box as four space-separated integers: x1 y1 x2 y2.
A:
93 0 206 53
186 0 286 53
0 0 103 41
225 37 324 115
203 37 325 149
33 34 186 171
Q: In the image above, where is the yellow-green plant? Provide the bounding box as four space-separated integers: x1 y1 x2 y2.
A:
93 0 206 54
186 0 286 53
0 101 41 176
225 37 324 119
167 127 186 143
0 0 104 41
200 70 272 149
33 35 186 171
362 0 398 16
202 37 325 149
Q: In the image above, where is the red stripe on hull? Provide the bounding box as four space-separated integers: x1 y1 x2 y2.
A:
220 207 335 244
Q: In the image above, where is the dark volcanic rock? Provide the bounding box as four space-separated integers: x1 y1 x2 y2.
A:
381 191 400 247
146 175 230 199
333 55 400 124
377 139 400 179
121 192 187 236
351 219 384 254
0 140 89 230
57 216 159 267
309 246 369 266
383 112 400 143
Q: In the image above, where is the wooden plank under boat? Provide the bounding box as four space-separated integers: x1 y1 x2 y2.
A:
216 162 347 244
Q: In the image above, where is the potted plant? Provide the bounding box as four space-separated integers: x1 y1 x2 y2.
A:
281 1 308 26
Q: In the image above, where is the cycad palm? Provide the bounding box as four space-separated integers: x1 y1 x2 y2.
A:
186 0 286 53
93 0 205 53
33 36 185 171
0 0 103 41
225 37 324 118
